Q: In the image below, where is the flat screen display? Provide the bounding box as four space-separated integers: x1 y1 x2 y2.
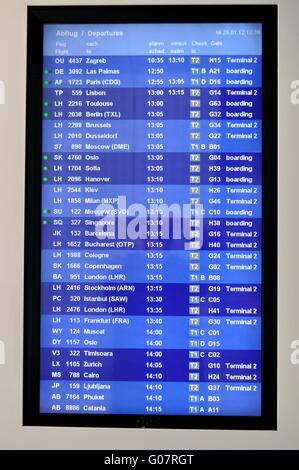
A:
24 5 277 429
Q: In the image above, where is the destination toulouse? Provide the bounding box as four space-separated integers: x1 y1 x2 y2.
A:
40 23 263 416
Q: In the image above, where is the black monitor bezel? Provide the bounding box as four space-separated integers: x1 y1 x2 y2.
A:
24 4 277 430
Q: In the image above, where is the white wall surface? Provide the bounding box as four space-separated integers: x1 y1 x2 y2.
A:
0 0 298 450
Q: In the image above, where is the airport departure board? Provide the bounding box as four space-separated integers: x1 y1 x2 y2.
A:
24 6 277 429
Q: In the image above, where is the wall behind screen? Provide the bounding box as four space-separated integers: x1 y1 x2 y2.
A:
0 0 297 449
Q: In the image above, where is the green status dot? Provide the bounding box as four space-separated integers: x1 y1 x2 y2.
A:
44 80 49 85
43 101 49 107
44 69 49 74
43 177 48 182
43 112 49 118
43 165 49 171
42 220 48 225
43 155 48 161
